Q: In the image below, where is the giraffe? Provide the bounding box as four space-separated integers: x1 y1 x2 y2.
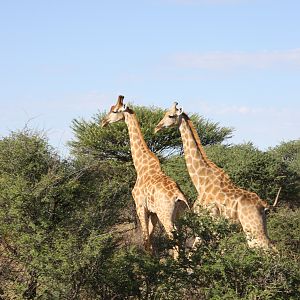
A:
155 102 277 249
101 96 190 256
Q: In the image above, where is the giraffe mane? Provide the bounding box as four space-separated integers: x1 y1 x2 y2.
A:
187 118 271 208
186 118 229 179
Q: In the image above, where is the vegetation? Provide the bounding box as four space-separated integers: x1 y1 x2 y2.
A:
70 105 233 160
0 106 299 299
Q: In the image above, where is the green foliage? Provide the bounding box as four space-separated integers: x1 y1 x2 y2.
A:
188 113 233 147
269 140 300 175
205 143 299 205
70 105 233 160
0 130 135 298
0 108 299 299
73 158 137 231
197 239 300 300
268 207 300 253
154 210 300 300
269 140 300 205
162 155 197 204
69 210 299 300
0 129 78 297
162 142 299 207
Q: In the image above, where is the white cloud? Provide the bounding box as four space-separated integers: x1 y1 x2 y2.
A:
171 49 300 70
202 103 255 115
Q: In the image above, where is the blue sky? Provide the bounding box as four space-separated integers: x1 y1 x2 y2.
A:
0 0 299 155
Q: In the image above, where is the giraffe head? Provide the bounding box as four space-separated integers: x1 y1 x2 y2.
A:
154 102 183 133
101 95 129 127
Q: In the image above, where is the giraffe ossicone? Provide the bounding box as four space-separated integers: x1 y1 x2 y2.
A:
102 96 191 257
155 102 276 250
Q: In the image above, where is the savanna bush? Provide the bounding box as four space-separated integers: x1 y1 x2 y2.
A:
205 143 298 205
0 130 134 298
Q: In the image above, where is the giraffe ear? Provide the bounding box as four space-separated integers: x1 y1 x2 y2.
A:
178 107 184 115
121 103 128 111
172 101 179 110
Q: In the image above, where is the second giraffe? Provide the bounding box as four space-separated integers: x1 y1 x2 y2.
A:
155 102 277 250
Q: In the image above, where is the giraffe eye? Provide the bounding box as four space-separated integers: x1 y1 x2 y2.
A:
168 115 176 119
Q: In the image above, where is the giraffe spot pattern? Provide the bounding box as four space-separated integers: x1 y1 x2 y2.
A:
177 114 273 250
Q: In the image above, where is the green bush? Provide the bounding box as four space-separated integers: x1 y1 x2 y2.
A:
268 207 300 253
205 143 298 205
77 210 300 300
269 140 300 205
0 130 134 298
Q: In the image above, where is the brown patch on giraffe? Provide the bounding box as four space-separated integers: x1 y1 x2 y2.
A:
217 192 225 201
205 183 213 193
211 186 220 195
222 187 229 193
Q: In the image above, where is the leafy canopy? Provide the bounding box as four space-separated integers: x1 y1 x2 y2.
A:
70 105 233 161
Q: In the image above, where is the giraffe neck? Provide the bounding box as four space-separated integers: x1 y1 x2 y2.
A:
179 115 221 192
124 111 161 175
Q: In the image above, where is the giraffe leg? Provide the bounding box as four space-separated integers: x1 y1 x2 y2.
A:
164 222 179 259
148 213 159 253
132 188 153 252
156 208 179 259
136 205 151 252
192 193 205 214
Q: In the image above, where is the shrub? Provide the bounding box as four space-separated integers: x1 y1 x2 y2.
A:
205 143 298 205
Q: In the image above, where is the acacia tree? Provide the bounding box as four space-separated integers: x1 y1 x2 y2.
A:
70 105 233 161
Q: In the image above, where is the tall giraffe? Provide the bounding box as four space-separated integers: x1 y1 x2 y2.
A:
155 102 275 249
101 96 190 256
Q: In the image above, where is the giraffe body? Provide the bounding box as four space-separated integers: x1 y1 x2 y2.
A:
102 96 189 254
155 103 273 249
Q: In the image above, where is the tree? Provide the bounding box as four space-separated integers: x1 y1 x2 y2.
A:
269 140 300 205
269 140 300 175
70 105 233 161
